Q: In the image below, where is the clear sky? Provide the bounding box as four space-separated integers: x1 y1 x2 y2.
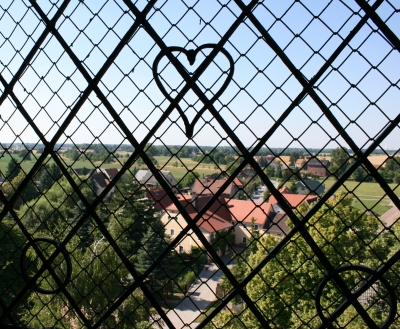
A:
0 0 399 151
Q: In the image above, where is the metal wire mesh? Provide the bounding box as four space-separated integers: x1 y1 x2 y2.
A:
0 0 399 328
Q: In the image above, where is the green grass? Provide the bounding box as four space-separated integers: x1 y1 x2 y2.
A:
321 179 400 197
320 179 399 215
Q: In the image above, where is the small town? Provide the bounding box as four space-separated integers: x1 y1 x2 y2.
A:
1 143 399 328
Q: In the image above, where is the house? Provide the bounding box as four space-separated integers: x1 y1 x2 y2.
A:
190 177 243 199
147 189 290 253
157 194 234 254
73 168 120 199
135 169 178 192
295 158 307 168
295 179 325 195
269 192 319 214
306 158 330 177
227 199 277 245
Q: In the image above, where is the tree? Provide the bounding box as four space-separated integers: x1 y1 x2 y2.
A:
2 171 39 209
264 165 275 178
20 175 95 233
330 147 351 178
180 171 200 188
5 158 21 181
38 163 63 191
136 219 175 292
18 149 31 161
263 188 270 201
226 159 241 176
107 173 158 258
22 234 151 328
211 192 389 328
289 152 300 167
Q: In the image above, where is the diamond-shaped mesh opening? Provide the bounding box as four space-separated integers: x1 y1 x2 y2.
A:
0 0 399 328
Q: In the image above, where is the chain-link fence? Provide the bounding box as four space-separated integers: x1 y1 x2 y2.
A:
0 0 399 328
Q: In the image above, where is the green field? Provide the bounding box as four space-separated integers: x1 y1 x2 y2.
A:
2 153 397 215
0 154 222 182
321 179 399 215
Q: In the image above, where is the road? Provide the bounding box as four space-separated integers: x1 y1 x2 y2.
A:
250 181 278 201
157 253 235 328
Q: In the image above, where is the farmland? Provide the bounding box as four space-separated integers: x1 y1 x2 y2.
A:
1 151 397 215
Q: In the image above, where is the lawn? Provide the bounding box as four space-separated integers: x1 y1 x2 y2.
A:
320 179 399 215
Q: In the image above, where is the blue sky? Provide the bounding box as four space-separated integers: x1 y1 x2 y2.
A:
0 0 399 151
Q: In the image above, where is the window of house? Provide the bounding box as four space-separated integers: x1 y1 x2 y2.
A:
242 237 247 244
179 245 184 253
254 224 259 231
170 229 175 236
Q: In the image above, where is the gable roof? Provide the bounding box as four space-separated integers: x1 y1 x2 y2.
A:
135 169 177 187
101 168 119 180
191 177 238 197
147 189 274 233
296 179 325 194
269 193 318 208
278 186 295 194
227 199 273 225
264 212 290 235
307 158 330 167
92 171 109 189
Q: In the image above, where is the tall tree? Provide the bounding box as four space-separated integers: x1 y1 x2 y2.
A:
212 193 389 328
107 173 157 258
136 219 174 292
5 158 21 181
2 171 39 209
330 147 351 178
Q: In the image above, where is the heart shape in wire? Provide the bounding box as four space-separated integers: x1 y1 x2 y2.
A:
153 44 234 138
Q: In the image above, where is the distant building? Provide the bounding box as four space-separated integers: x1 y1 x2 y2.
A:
135 169 178 192
295 179 325 195
306 158 330 177
190 177 243 199
73 168 120 199
269 192 319 213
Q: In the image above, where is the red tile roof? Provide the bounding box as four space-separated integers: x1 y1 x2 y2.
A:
227 199 273 225
269 193 318 208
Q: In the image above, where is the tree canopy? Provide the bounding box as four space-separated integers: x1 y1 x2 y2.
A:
211 192 394 328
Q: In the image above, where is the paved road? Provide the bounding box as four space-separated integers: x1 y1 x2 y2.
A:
158 253 235 328
251 181 278 201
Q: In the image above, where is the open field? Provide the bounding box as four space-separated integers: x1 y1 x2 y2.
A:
0 154 222 182
2 153 397 215
321 179 399 215
318 154 389 167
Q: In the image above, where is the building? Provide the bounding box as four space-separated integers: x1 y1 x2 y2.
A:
295 179 325 195
135 169 178 192
73 168 120 199
269 192 319 213
147 189 291 253
306 158 330 177
190 177 243 199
